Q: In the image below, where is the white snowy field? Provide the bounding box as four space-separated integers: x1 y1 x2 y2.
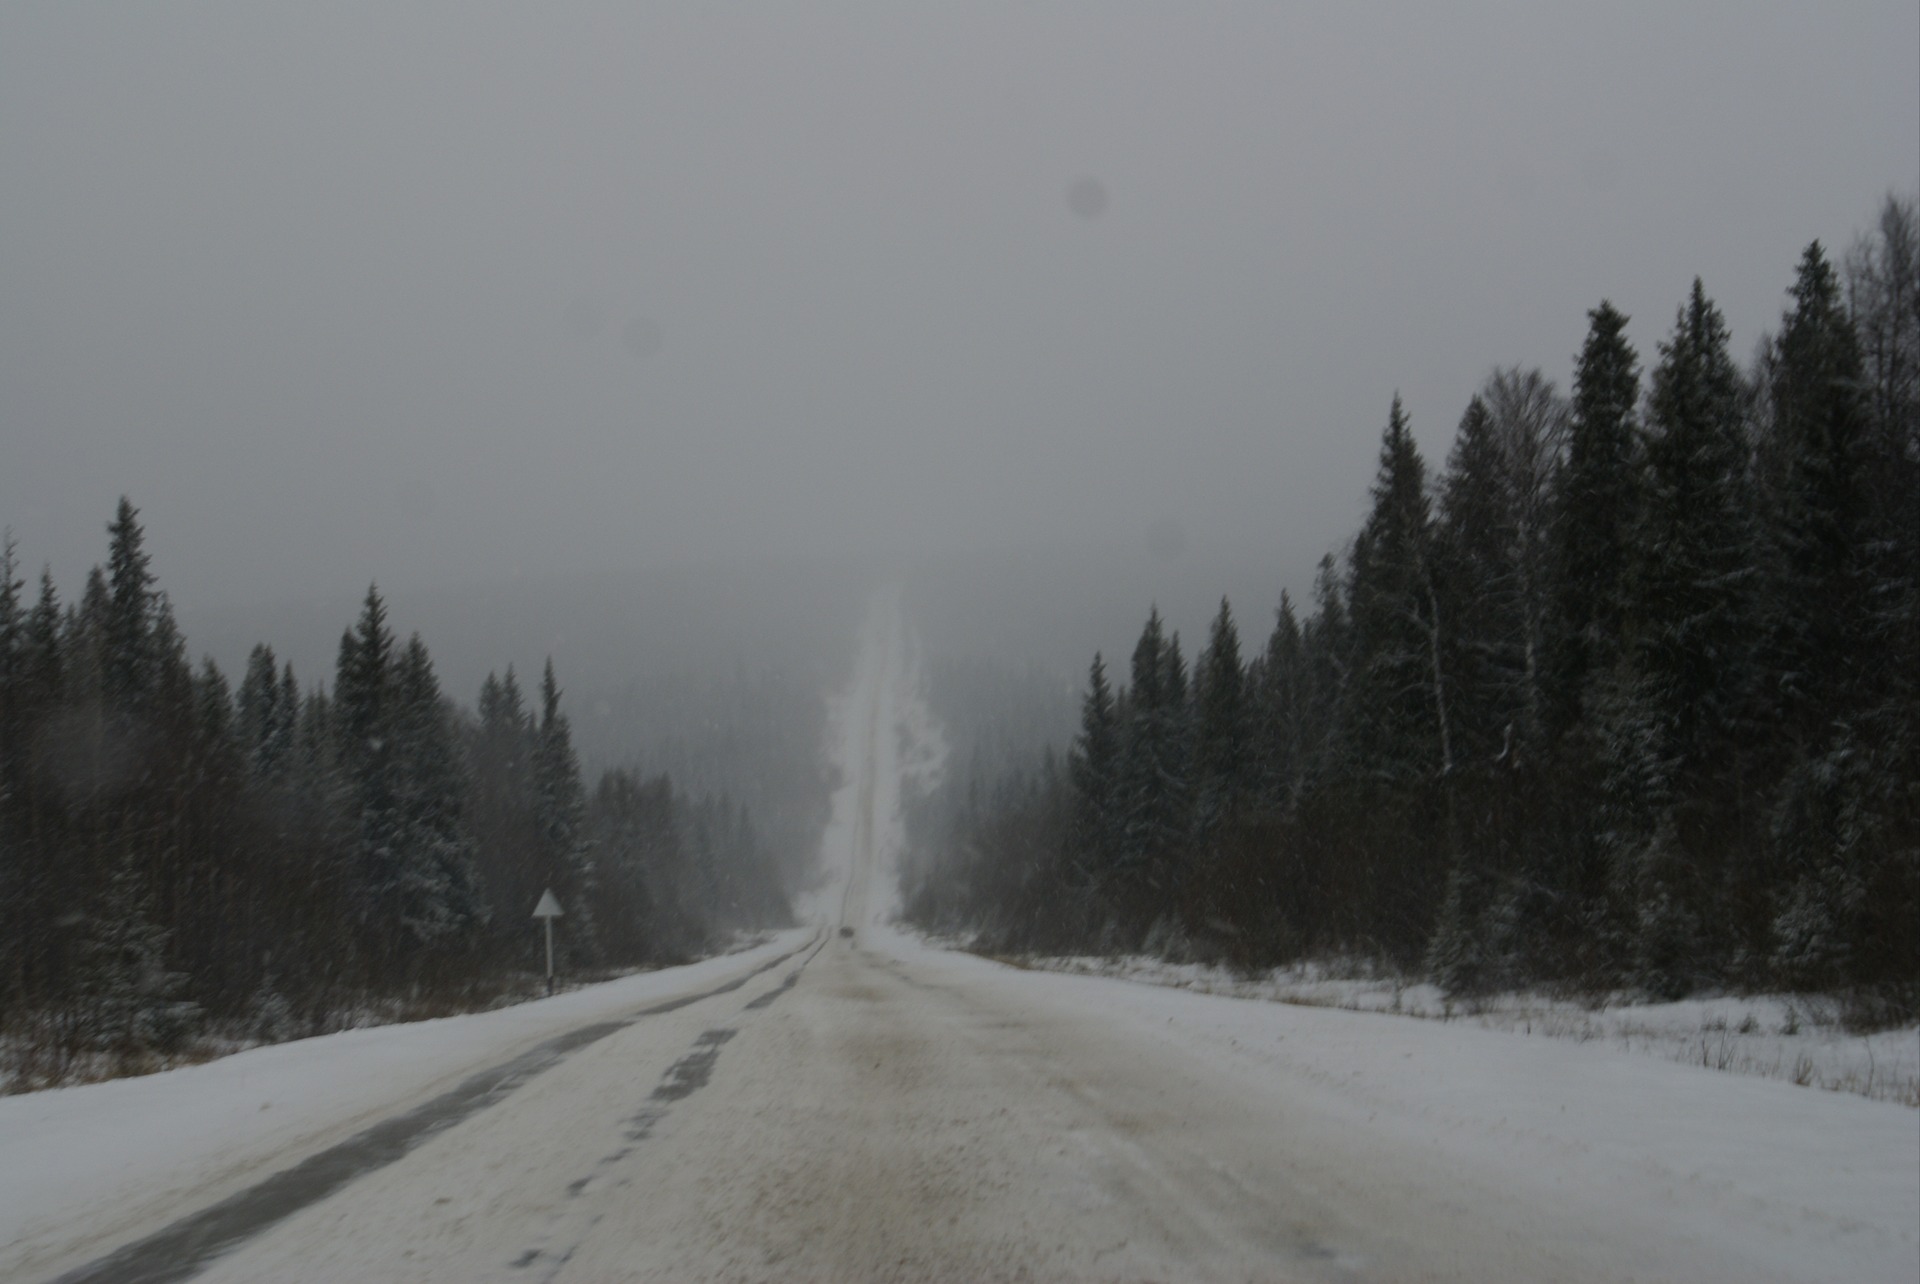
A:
1003 951 1920 1107
0 930 812 1282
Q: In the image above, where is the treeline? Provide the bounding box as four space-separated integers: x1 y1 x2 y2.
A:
906 195 1919 1007
0 506 789 1087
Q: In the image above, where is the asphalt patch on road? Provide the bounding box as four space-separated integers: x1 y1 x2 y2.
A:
649 1028 737 1102
49 941 810 1284
744 969 801 1009
740 932 830 1013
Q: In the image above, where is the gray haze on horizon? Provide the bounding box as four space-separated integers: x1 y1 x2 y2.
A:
4 3 1917 663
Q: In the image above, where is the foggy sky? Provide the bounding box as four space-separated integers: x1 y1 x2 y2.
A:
4 3 1917 622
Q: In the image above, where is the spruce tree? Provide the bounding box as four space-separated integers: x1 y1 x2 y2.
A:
1435 396 1526 766
1253 592 1306 810
1426 856 1495 997
335 586 394 788
469 666 540 942
335 585 401 965
1159 628 1193 851
1109 608 1194 929
1552 302 1642 735
1300 554 1350 780
193 658 237 768
1766 241 1870 721
1067 653 1119 879
389 635 485 951
1116 608 1167 873
24 569 61 705
1345 396 1451 782
1769 227 1918 990
1634 279 1757 774
238 644 288 783
76 852 198 1056
534 660 598 964
1614 279 1758 995
1192 598 1250 839
103 498 156 715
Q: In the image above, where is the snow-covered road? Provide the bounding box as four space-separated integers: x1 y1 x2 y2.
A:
8 594 1916 1282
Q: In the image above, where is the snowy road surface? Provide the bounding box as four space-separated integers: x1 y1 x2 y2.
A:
6 596 1916 1282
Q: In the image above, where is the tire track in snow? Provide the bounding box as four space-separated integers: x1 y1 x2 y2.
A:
509 599 899 1279
49 940 814 1284
505 931 835 1280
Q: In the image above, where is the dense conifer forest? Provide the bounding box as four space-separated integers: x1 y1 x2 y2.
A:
905 195 1919 1013
0 511 791 1088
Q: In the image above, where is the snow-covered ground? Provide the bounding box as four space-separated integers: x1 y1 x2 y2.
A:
14 918 1914 1282
872 924 1920 1283
1002 951 1920 1107
0 930 811 1282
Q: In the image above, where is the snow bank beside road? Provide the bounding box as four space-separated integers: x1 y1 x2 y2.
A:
0 930 810 1281
1007 950 1920 1106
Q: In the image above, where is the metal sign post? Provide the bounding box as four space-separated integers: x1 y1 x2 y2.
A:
532 889 564 994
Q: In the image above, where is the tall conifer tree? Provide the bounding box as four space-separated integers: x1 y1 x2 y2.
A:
1193 598 1250 838
1552 303 1642 734
1767 242 1870 720
1346 396 1452 782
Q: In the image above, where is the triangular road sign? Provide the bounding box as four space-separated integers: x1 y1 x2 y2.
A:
532 889 564 919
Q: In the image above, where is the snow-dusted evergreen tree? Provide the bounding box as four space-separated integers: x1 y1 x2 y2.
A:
467 665 545 950
1114 609 1166 878
25 569 61 704
237 644 294 784
1066 652 1120 880
388 635 486 953
1426 855 1496 997
334 585 406 967
1425 396 1529 988
1551 302 1642 735
1160 628 1195 870
1611 279 1758 995
535 659 599 964
75 852 199 1056
193 657 239 777
1434 395 1526 767
1839 196 1920 992
1112 609 1192 914
1299 553 1350 784
1765 242 1871 723
587 768 677 958
1431 377 1574 983
1192 598 1250 841
1344 396 1451 783
1635 281 1758 777
1251 591 1306 811
1769 225 1918 990
102 497 157 717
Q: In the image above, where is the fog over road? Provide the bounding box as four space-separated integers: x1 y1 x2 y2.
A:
29 595 1914 1284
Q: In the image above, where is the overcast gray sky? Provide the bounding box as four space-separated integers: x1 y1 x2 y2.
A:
3 2 1916 617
